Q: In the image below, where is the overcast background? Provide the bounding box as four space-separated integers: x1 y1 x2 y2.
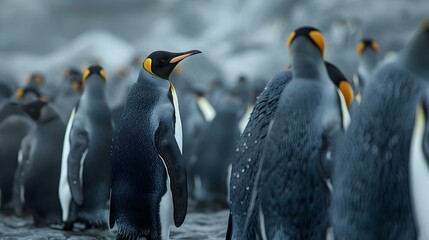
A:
0 0 428 87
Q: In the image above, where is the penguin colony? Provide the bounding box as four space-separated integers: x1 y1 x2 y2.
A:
0 19 427 240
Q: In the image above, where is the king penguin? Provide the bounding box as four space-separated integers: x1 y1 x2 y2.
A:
253 26 349 239
110 50 201 240
228 62 352 240
353 38 380 103
59 65 113 229
331 20 429 240
410 89 429 240
14 99 65 226
54 68 83 122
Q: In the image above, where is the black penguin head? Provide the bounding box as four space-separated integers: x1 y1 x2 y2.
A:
64 68 83 92
287 26 325 57
356 38 380 56
142 50 202 80
325 61 354 108
82 65 107 86
26 73 45 87
20 99 48 121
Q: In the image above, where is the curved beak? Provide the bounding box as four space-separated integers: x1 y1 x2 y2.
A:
170 50 202 64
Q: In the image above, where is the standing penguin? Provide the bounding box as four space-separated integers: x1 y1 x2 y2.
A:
192 89 243 209
14 99 65 226
110 50 201 240
410 89 429 240
59 65 113 229
331 21 429 240
54 68 83 122
0 104 34 212
254 27 349 239
227 61 352 239
353 38 380 103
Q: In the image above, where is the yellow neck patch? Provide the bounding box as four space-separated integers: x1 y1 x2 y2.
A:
71 81 81 91
143 58 155 75
82 69 90 86
371 41 380 53
169 80 176 93
99 69 107 81
339 81 354 108
309 31 325 57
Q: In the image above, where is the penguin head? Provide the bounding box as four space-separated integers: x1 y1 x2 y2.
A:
82 65 107 87
19 99 48 121
142 50 202 80
15 86 43 102
26 73 45 87
64 68 83 92
356 38 380 56
325 61 354 108
287 26 325 58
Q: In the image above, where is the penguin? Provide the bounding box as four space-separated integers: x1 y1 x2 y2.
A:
110 50 201 240
24 73 45 90
227 27 352 239
192 89 243 209
0 105 34 213
353 38 380 103
59 65 113 230
410 89 429 240
254 26 349 239
54 68 83 122
228 64 351 239
13 99 65 226
331 20 429 240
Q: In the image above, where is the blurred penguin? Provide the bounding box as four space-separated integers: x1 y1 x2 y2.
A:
192 89 243 209
331 20 429 240
59 66 113 229
353 38 380 103
14 99 65 226
54 68 83 122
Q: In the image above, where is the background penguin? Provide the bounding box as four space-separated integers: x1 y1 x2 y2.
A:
0 103 34 213
24 72 45 90
331 21 429 240
191 89 243 209
54 68 83 122
254 26 349 239
227 62 352 239
59 65 113 230
410 89 429 240
13 99 65 226
107 61 141 129
110 50 200 240
353 38 380 103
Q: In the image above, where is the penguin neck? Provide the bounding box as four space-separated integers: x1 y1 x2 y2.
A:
82 78 106 100
291 49 328 81
358 50 378 75
399 31 429 80
138 68 171 91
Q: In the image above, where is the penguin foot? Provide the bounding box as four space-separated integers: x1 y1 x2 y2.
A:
61 222 74 231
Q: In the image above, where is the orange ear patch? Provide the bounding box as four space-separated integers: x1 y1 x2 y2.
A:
287 31 296 49
143 58 155 75
309 31 325 57
356 42 365 55
371 41 380 53
15 88 24 99
99 69 107 81
339 81 354 108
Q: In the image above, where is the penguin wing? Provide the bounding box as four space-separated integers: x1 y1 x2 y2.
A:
155 119 188 227
67 122 89 205
13 135 32 206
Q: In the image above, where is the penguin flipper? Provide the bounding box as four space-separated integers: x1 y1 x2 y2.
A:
155 120 188 227
12 136 32 215
67 125 89 205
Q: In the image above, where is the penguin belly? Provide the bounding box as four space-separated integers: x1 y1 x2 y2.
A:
410 106 429 240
